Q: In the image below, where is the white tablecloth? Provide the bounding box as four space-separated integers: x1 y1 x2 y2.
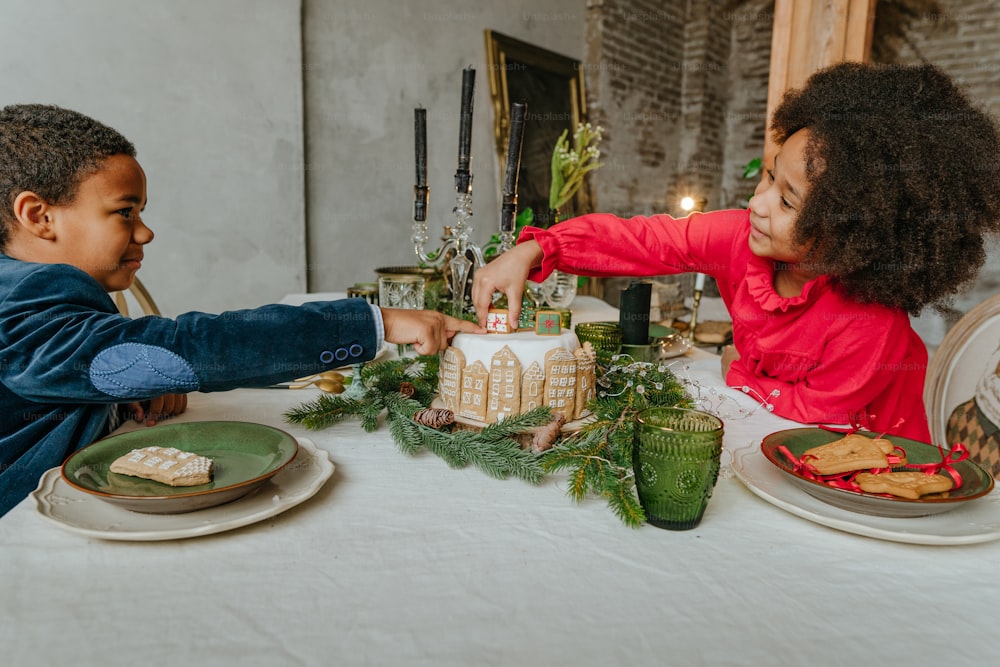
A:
2 297 998 667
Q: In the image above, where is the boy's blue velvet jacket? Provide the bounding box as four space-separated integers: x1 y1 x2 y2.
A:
0 255 381 515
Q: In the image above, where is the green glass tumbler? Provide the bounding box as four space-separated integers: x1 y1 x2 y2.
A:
574 321 623 364
633 407 724 530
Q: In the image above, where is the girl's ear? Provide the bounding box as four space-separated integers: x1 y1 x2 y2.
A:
11 191 56 240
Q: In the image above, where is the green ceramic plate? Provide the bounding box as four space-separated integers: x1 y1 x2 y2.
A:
760 428 994 517
61 421 298 514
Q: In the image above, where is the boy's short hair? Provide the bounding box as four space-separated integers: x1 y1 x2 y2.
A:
0 104 135 249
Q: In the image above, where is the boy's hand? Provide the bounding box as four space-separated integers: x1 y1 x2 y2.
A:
381 309 484 355
128 394 188 427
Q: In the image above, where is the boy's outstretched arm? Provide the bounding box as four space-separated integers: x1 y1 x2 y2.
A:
381 309 484 355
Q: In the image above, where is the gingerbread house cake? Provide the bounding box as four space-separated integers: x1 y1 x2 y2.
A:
438 330 597 424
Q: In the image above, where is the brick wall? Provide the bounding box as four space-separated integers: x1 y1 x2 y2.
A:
585 0 774 217
583 0 687 217
883 0 1000 330
584 0 999 343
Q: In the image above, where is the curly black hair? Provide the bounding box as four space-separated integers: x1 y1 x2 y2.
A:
770 62 1000 315
0 104 135 250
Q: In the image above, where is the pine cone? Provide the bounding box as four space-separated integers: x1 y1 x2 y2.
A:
413 407 455 429
399 381 416 398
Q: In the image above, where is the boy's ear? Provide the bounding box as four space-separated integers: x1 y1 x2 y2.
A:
11 191 56 240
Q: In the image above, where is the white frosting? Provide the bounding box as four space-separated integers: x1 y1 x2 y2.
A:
448 330 580 372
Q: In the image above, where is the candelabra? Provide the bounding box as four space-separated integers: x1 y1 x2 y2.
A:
412 169 484 318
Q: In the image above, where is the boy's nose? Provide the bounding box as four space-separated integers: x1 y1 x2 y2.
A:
134 219 154 244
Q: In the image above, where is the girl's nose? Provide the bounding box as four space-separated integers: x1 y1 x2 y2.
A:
748 181 767 217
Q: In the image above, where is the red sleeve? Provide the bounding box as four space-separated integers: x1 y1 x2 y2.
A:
518 209 749 284
726 309 928 439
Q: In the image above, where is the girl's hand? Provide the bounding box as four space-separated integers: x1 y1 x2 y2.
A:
128 394 188 427
472 240 544 327
720 345 741 378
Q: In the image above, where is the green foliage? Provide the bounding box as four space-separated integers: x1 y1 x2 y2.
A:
542 357 693 528
737 157 763 207
284 355 544 482
549 123 604 212
483 208 534 259
284 351 693 527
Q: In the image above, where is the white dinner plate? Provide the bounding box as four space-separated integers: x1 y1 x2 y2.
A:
730 442 1000 545
32 438 334 541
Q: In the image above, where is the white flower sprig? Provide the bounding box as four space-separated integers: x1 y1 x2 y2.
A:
549 122 604 212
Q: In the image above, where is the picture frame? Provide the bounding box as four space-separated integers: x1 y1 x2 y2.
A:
484 29 589 227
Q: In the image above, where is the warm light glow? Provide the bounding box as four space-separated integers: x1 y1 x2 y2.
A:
680 196 695 212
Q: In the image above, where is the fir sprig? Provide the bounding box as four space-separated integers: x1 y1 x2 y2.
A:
542 356 693 528
284 356 544 482
283 352 692 527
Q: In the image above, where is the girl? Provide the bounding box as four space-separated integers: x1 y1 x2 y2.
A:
473 62 1000 442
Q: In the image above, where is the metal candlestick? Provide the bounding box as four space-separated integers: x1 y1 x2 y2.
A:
412 170 484 317
688 287 703 341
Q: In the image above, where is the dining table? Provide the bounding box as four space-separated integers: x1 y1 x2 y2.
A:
2 295 998 667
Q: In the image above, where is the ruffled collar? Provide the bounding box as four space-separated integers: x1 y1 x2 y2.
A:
744 242 831 313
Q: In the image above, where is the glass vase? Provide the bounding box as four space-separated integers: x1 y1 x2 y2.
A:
536 208 577 308
537 270 578 309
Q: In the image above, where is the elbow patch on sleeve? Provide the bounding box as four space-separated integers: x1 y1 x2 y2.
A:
89 343 200 398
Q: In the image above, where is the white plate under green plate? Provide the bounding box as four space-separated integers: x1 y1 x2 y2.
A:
35 437 333 541
61 421 299 514
731 442 1000 545
760 428 994 517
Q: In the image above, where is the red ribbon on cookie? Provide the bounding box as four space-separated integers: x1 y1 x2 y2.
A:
775 445 886 493
776 440 968 497
905 442 968 489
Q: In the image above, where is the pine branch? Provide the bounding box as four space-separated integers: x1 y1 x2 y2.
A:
417 425 469 468
462 434 545 483
387 407 424 456
283 348 696 528
478 407 553 440
607 477 646 528
283 393 367 431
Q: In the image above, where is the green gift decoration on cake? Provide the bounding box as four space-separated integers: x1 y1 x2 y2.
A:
535 311 562 336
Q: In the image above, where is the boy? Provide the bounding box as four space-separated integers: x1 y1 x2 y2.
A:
0 104 480 515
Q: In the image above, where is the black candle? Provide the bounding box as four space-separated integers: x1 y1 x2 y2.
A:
619 281 652 345
415 107 427 187
502 102 526 198
457 67 475 173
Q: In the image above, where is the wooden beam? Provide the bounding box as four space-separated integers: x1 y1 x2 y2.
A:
763 0 877 165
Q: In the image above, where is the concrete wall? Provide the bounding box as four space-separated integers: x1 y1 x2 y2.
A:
0 0 306 317
0 0 586 314
2 0 995 348
303 0 586 292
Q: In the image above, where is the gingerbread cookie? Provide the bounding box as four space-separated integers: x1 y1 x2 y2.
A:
109 446 213 486
855 471 954 500
802 433 896 475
